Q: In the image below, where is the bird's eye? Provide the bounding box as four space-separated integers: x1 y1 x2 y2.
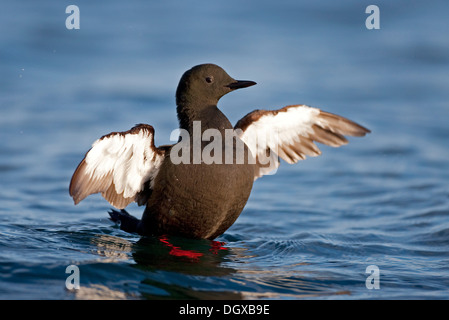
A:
205 76 214 84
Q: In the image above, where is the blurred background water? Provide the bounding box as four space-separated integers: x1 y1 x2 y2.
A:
1 0 448 299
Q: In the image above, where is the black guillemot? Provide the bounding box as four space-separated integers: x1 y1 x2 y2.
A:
69 64 370 239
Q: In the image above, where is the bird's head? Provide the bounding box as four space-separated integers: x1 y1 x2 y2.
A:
176 64 256 107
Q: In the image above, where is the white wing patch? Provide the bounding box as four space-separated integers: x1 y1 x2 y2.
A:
69 124 164 209
235 105 370 180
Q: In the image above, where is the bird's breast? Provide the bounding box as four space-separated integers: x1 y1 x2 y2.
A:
143 139 255 239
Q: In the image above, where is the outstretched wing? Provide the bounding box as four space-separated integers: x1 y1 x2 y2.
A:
235 105 370 179
69 124 165 209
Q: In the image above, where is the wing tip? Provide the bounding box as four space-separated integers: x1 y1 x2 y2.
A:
318 111 371 138
69 159 85 203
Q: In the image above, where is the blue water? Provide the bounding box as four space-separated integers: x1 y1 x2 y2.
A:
1 0 449 300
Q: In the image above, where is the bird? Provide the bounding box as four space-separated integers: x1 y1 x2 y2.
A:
69 63 370 240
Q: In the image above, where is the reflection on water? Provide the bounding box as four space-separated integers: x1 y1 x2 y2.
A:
72 232 357 300
91 234 133 261
133 236 235 276
74 284 132 300
71 233 244 299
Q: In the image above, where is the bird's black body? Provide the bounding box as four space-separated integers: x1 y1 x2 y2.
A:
112 64 256 239
141 149 254 239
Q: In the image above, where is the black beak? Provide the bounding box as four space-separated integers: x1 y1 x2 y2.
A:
226 80 257 90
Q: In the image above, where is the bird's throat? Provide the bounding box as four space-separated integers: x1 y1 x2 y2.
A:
176 103 232 134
